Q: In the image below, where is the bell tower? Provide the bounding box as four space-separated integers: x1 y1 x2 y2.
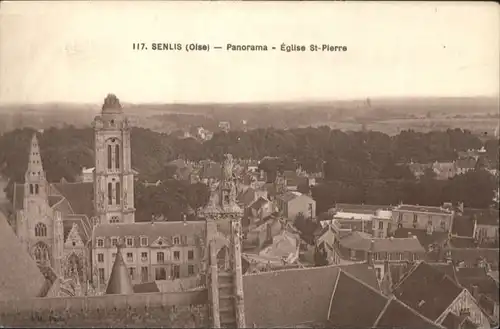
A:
92 94 135 225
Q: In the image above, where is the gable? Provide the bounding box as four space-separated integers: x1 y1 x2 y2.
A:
375 298 443 329
150 236 169 248
64 223 85 247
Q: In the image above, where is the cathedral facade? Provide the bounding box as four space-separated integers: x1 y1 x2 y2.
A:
13 94 136 293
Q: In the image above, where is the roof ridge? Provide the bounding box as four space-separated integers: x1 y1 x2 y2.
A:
372 296 393 327
51 195 66 209
392 261 422 290
50 185 76 214
326 268 342 321
243 262 343 278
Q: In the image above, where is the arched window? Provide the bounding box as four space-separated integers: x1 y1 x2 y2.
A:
35 184 39 194
107 145 112 169
115 145 120 169
108 182 113 205
115 182 121 205
35 222 47 237
33 242 49 263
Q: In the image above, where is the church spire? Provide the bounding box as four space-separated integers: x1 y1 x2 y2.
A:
106 243 134 295
26 133 46 181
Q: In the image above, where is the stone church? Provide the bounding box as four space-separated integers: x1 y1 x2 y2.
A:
12 94 136 292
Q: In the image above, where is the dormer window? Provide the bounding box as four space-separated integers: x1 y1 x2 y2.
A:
126 237 133 247
140 236 148 247
112 238 118 247
173 237 180 245
97 238 104 247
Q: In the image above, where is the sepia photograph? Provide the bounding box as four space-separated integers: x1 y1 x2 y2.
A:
0 1 499 328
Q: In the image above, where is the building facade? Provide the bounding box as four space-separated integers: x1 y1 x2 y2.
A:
391 204 454 234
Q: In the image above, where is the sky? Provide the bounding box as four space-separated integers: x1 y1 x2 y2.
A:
0 1 498 104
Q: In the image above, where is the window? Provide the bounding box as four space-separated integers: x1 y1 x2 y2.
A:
378 221 384 230
107 145 112 169
29 184 34 195
141 252 148 261
375 268 382 280
110 216 120 223
111 238 118 247
126 237 133 247
173 237 180 245
129 267 135 280
98 253 104 263
35 184 39 194
35 223 47 237
174 251 180 260
155 267 166 280
126 252 133 262
97 239 104 247
98 268 105 282
188 250 194 260
440 220 446 229
413 214 418 223
172 265 180 279
398 213 403 222
115 145 120 169
188 265 194 276
33 243 49 263
116 182 121 205
108 182 113 205
141 237 148 246
141 267 148 282
157 252 164 263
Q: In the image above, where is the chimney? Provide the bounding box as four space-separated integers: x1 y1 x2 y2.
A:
471 285 480 300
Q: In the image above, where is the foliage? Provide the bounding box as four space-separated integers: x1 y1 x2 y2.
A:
294 212 321 245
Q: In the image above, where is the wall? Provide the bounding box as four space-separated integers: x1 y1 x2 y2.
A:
0 290 209 327
438 289 491 329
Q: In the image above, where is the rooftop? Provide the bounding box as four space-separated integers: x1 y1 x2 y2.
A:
339 232 425 253
394 204 453 215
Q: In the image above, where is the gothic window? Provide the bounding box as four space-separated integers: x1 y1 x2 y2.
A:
108 183 113 205
107 145 112 170
116 182 121 205
115 145 120 169
35 184 39 194
29 184 34 195
33 242 49 263
35 222 47 237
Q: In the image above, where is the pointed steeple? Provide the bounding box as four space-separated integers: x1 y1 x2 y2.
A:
106 243 134 295
26 133 46 181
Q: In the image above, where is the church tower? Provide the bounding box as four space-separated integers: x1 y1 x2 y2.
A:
92 94 135 225
18 133 53 266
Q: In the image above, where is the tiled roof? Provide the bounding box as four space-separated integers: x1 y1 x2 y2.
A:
393 228 449 251
276 191 303 203
395 204 453 215
93 221 205 243
429 263 459 284
335 203 391 214
328 270 387 327
455 267 499 303
393 262 464 321
452 215 476 237
375 298 444 329
0 211 46 301
48 195 64 207
51 182 94 219
339 232 425 253
243 265 340 327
